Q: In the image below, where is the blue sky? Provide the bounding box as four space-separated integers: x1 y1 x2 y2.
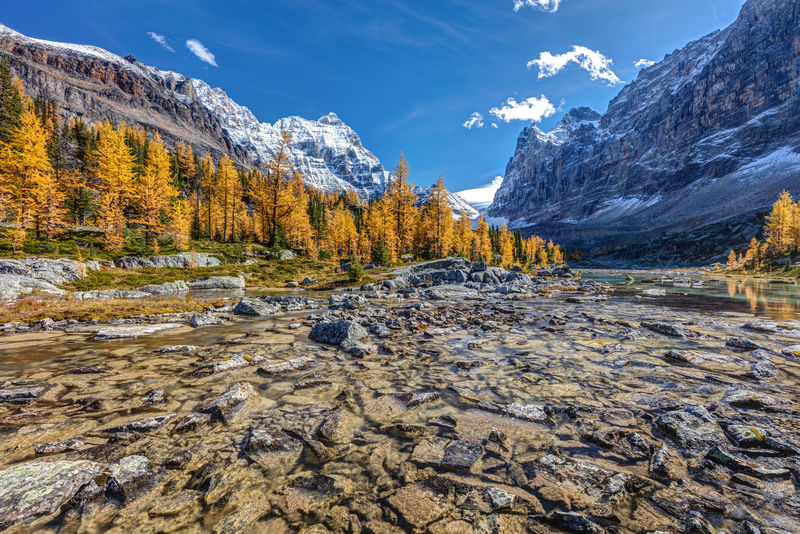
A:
2 0 745 192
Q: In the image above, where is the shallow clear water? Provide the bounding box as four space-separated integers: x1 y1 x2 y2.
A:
1 275 799 533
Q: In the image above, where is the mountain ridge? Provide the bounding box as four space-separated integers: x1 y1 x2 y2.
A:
489 0 800 264
0 23 392 198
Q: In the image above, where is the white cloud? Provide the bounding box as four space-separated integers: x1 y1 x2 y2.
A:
491 123 498 129
634 58 656 68
455 176 504 210
527 45 622 85
147 32 174 52
463 112 484 129
489 96 555 123
513 0 562 13
186 39 218 67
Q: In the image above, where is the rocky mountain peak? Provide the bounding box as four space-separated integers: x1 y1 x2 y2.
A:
489 0 800 265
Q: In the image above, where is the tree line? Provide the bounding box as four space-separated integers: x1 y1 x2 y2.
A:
0 59 564 268
726 190 800 269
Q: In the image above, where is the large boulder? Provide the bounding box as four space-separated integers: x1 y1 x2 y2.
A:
0 459 102 529
114 253 221 269
233 297 281 316
188 276 245 290
309 321 367 346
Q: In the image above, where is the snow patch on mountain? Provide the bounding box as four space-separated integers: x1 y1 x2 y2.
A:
454 177 504 211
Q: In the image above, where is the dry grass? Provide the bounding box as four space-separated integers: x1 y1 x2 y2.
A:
1 296 235 324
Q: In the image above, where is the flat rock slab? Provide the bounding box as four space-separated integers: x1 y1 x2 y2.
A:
94 323 183 340
0 459 102 529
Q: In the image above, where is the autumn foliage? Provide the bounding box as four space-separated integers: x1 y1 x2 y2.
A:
0 63 565 269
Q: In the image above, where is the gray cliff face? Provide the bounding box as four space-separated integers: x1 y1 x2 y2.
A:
489 0 800 263
0 25 391 198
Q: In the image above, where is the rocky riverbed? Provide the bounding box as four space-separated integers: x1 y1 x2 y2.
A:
0 258 799 533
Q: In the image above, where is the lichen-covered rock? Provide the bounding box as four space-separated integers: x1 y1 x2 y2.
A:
188 312 227 328
0 459 102 529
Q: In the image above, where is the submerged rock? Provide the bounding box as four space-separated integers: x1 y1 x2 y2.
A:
197 382 254 421
475 401 554 425
0 459 102 529
257 357 315 376
105 414 176 434
656 405 726 452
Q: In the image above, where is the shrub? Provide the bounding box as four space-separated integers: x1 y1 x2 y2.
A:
348 261 364 282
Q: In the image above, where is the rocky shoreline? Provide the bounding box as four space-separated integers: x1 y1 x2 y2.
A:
0 258 799 533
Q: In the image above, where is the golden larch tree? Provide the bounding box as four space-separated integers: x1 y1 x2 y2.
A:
92 120 135 251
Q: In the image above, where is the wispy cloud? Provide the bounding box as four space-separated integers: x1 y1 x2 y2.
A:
634 58 656 68
186 39 218 67
490 96 555 123
528 45 622 85
513 0 562 13
463 112 485 129
147 32 174 52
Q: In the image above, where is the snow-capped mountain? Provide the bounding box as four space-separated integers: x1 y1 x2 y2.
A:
0 23 391 198
489 0 800 264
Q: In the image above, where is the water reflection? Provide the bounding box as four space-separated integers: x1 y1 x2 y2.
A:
581 271 800 321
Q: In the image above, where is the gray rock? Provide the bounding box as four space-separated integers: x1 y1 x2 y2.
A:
174 412 212 433
441 440 483 470
138 280 189 295
155 345 200 353
233 297 281 316
105 414 176 434
34 438 86 455
0 459 102 529
0 385 51 404
340 339 378 358
656 405 726 451
475 401 554 425
143 389 168 406
191 354 266 376
727 337 763 350
309 320 368 345
187 276 245 290
257 357 315 376
106 455 151 502
641 321 693 338
329 294 366 310
198 382 254 421
93 323 183 340
189 312 226 328
300 276 317 286
73 289 151 300
115 253 221 269
549 511 602 533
